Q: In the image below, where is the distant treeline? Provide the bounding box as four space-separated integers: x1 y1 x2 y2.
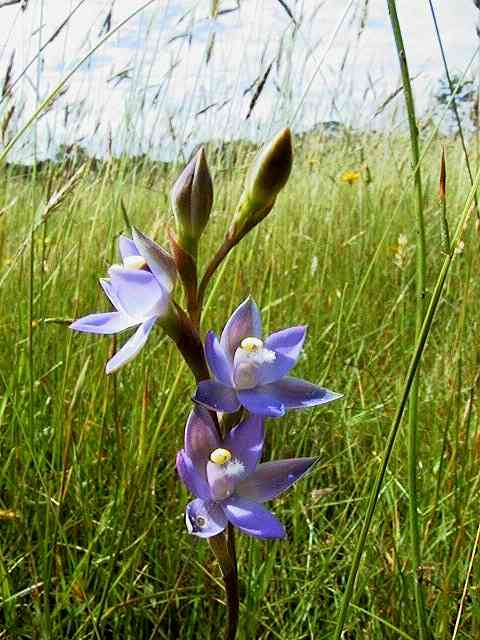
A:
1 120 348 179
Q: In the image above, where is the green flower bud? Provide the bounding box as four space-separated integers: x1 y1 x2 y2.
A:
229 128 292 239
245 127 292 209
171 147 213 253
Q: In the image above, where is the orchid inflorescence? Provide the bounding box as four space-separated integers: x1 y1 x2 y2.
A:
70 129 342 637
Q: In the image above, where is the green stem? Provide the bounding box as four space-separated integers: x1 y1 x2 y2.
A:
428 0 478 216
197 235 236 316
386 2 429 638
333 122 480 640
197 202 273 318
28 230 35 447
168 230 199 327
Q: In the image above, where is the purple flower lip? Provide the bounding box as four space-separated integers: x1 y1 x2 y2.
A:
177 406 319 540
69 228 176 374
193 297 342 417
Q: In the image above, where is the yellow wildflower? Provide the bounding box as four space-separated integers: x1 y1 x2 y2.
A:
340 170 361 186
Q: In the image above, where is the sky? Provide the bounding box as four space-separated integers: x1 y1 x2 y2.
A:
0 0 478 162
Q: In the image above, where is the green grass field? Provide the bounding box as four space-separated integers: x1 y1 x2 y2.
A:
0 128 479 638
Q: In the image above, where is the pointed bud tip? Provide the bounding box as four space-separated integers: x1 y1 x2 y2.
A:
193 145 213 197
247 128 293 207
264 127 293 172
273 127 292 153
196 146 207 163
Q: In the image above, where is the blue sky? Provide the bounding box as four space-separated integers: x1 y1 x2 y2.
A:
0 0 478 161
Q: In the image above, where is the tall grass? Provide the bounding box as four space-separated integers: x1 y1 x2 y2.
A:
386 4 429 638
0 131 479 638
1 2 480 639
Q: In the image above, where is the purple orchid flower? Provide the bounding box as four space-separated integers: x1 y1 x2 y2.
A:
70 228 176 374
177 406 318 539
194 297 341 417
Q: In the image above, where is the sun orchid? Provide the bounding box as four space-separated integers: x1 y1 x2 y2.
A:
194 297 341 417
60 131 346 639
70 228 176 373
177 406 318 539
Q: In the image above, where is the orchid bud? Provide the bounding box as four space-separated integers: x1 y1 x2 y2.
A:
246 128 292 206
171 147 213 254
229 128 292 239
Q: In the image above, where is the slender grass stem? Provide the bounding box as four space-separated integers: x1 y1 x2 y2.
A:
0 0 158 169
27 229 34 447
451 521 480 640
333 151 480 640
428 0 479 216
385 2 428 637
0 0 89 106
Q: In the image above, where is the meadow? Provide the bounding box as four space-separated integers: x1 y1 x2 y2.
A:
0 127 479 639
1 1 480 639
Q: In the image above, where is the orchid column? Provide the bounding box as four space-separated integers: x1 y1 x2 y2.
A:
70 129 342 639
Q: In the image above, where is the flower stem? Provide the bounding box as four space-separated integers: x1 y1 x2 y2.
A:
163 303 240 638
386 2 429 638
168 229 200 327
197 235 236 315
209 531 239 640
163 303 210 382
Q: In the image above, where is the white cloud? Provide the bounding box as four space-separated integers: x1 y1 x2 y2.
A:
0 0 478 162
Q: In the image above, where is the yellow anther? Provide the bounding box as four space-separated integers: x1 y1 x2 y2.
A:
240 337 263 352
210 448 232 465
123 255 147 270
